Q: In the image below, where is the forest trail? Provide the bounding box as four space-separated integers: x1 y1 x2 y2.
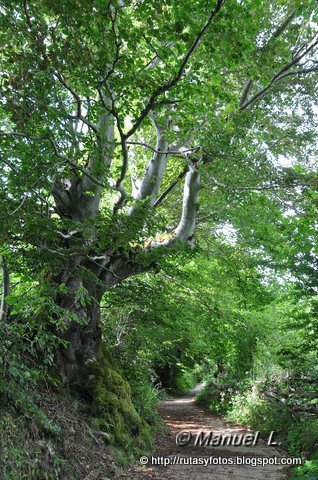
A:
126 384 291 480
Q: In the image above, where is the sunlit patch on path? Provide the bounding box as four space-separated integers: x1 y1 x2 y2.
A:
125 384 291 480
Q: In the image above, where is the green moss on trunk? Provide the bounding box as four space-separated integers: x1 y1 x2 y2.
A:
85 346 153 452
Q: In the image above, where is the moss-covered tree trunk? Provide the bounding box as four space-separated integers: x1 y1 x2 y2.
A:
53 265 151 446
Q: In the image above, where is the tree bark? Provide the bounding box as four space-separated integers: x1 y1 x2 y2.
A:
56 295 103 387
54 252 148 388
0 256 9 322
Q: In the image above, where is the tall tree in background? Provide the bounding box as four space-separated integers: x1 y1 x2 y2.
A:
1 0 318 386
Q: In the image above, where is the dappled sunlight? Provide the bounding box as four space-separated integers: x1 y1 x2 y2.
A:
1 2 317 479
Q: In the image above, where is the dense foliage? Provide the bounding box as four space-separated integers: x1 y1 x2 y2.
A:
1 0 318 478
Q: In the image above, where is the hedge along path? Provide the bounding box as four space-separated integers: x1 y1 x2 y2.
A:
127 384 293 480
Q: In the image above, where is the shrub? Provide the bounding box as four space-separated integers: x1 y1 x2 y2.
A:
287 420 318 457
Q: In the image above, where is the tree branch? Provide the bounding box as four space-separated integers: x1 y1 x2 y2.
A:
126 141 199 156
239 79 253 108
154 164 188 207
131 113 170 207
124 0 226 139
47 137 106 188
238 8 304 109
174 160 200 241
104 2 122 81
113 137 129 214
239 35 318 111
23 0 32 27
152 147 211 207
271 9 297 39
54 72 98 133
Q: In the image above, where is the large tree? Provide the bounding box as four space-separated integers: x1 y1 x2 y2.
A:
1 0 318 386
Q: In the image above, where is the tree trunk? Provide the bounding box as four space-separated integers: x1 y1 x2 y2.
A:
55 284 103 388
54 252 147 388
0 256 9 322
48 68 200 387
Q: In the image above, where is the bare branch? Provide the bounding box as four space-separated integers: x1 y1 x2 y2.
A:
154 165 188 207
7 196 28 217
23 0 32 27
142 36 175 72
174 161 200 241
276 65 318 81
126 141 199 156
104 3 122 81
272 9 297 39
202 177 315 193
238 9 301 108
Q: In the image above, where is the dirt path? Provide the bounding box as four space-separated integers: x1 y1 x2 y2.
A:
126 384 291 480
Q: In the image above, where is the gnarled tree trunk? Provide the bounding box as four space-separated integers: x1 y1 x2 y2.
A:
53 245 150 386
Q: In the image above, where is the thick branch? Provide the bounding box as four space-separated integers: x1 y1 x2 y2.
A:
100 84 130 214
132 113 170 207
174 161 200 241
153 147 211 207
83 92 115 191
113 137 129 214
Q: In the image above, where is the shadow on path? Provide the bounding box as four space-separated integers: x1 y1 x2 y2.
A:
124 384 292 480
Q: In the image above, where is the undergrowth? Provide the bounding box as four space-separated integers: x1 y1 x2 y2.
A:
196 376 318 479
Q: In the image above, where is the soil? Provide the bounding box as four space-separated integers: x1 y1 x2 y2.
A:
125 384 291 480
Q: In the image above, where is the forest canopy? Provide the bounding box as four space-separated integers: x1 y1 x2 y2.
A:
0 1 318 478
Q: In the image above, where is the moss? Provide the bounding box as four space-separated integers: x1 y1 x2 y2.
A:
0 346 154 478
0 383 121 480
86 346 152 452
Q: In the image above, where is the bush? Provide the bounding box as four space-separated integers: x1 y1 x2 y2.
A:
196 378 237 415
290 459 318 480
287 419 318 457
197 377 318 480
227 391 293 436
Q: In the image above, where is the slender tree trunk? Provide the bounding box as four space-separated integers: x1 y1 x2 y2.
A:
0 256 9 322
